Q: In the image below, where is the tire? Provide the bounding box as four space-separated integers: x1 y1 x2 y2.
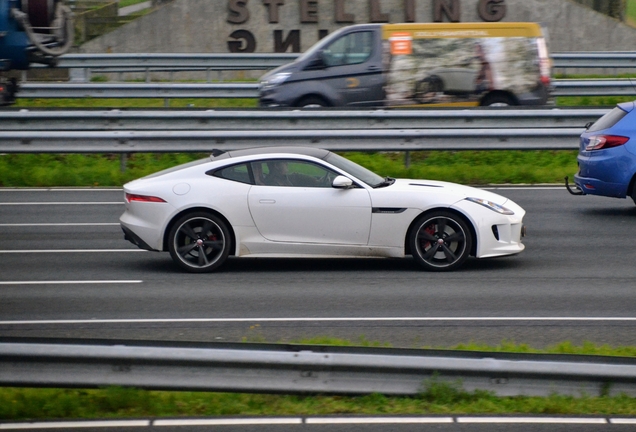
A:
297 96 328 108
409 210 473 271
481 93 514 107
168 212 231 273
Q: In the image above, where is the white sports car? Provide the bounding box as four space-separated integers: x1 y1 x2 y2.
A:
120 147 526 272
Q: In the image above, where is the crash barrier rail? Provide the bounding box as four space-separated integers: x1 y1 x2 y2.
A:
16 79 636 99
0 108 608 131
30 52 636 76
0 108 600 153
2 339 636 397
0 128 585 153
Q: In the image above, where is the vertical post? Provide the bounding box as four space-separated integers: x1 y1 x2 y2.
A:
120 153 128 172
404 151 411 168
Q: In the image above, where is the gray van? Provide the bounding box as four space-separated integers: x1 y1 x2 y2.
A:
259 22 552 108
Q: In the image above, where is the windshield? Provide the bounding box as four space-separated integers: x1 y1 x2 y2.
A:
324 152 385 187
295 27 349 62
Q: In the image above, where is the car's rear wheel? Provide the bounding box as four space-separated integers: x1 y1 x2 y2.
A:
409 211 472 271
168 212 231 273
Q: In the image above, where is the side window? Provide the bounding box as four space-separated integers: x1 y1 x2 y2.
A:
256 159 338 188
323 31 373 67
211 163 251 184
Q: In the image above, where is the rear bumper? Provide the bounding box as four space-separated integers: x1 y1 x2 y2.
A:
121 225 157 251
573 174 627 198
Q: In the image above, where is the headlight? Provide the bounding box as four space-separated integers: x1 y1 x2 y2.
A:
260 72 292 89
466 197 514 215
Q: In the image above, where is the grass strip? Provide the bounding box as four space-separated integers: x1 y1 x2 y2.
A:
2 385 636 420
2 340 636 420
0 150 578 187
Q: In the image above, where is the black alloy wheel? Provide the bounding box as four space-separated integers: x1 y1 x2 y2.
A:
168 212 231 272
410 210 472 271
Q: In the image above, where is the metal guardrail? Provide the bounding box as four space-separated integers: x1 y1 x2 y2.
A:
0 108 607 131
0 128 584 153
2 340 636 396
16 79 636 99
18 82 260 99
552 52 636 69
30 52 636 72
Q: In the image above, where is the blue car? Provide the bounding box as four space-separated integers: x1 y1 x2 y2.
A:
567 101 636 202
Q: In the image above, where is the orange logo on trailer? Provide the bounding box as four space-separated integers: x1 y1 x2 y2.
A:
389 32 412 55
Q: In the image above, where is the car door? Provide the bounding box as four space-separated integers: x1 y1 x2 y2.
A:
247 159 372 244
319 30 384 106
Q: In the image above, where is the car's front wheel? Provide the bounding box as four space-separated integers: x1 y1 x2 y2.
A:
409 211 473 271
168 212 231 272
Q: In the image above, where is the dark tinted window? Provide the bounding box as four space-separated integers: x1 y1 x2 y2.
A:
210 163 251 184
588 107 628 132
323 31 374 67
252 159 337 188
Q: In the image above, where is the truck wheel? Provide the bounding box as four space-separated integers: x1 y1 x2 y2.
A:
481 94 515 106
297 96 328 108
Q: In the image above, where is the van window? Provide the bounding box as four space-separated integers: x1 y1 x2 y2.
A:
323 31 373 67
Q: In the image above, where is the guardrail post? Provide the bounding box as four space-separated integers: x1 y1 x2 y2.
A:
120 153 128 172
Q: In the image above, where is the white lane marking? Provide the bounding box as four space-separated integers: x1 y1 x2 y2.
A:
0 249 146 253
457 417 607 424
306 417 454 424
0 188 122 192
0 280 142 285
0 420 150 429
154 418 302 426
0 202 122 205
1 417 625 429
610 418 636 424
484 186 564 190
0 223 119 227
1 317 636 325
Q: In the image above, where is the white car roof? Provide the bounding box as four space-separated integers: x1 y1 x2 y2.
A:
212 146 331 161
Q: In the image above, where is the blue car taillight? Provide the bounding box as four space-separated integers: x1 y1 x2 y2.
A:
585 135 630 151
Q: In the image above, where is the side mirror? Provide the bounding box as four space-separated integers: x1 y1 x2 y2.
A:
306 51 326 70
584 121 594 130
332 175 354 189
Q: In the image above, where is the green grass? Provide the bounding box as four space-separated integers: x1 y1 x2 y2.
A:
3 340 636 420
2 386 636 420
119 0 150 7
0 150 579 187
627 0 636 25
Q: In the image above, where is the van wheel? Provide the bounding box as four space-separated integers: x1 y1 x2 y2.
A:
481 94 515 107
297 96 328 108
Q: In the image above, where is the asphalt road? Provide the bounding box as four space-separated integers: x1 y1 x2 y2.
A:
1 186 636 348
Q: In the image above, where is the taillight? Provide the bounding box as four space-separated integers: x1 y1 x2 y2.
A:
537 38 551 86
125 193 166 203
585 135 630 151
